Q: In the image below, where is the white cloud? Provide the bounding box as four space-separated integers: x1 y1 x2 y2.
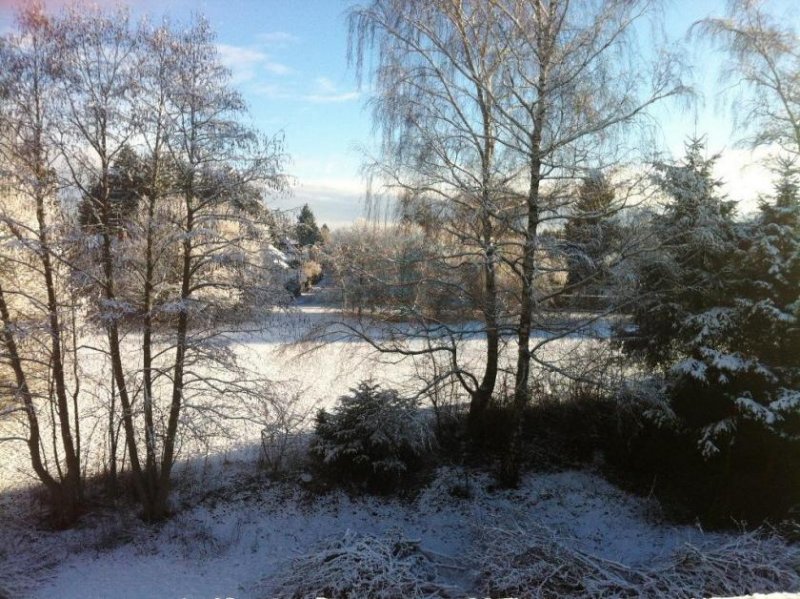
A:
251 82 292 99
257 31 300 46
302 77 360 104
304 91 361 104
264 62 292 76
217 43 292 85
267 178 367 229
251 76 361 104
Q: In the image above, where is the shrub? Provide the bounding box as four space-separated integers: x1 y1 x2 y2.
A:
310 382 433 493
261 529 455 598
258 388 317 476
301 260 323 289
476 521 800 599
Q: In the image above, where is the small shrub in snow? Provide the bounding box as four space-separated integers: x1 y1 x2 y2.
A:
310 382 432 493
261 528 455 598
476 522 800 599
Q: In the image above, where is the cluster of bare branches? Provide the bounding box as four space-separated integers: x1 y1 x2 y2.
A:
0 3 288 523
339 0 686 457
477 521 800 598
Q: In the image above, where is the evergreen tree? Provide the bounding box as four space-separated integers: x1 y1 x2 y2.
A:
562 171 618 308
624 140 800 458
723 163 800 440
296 203 322 247
78 144 147 233
623 139 738 368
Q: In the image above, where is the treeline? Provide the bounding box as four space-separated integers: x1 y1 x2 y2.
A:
0 4 287 525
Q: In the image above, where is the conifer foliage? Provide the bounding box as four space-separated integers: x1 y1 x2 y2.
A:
625 140 800 459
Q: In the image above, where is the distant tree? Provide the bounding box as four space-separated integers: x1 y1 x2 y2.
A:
296 204 322 246
562 172 619 308
77 144 146 233
320 223 331 245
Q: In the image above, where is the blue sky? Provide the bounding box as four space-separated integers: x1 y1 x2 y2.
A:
0 0 797 225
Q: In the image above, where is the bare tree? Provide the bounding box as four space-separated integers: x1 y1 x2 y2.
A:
349 0 518 422
696 0 800 156
0 4 84 525
53 4 152 513
488 0 686 411
143 17 288 519
0 5 289 523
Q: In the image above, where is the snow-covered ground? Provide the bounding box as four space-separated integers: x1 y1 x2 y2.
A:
1 301 798 598
3 463 798 598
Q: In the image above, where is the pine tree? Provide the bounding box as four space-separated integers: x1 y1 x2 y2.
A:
562 171 618 308
625 140 800 458
77 144 146 233
296 203 322 247
623 139 738 368
722 162 800 441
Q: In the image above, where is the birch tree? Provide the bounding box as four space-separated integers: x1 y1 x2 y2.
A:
489 0 686 414
349 0 515 422
696 0 800 156
0 4 84 525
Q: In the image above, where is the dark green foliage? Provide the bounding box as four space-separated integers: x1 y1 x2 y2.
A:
296 203 322 247
602 391 800 526
498 381 800 526
562 171 620 308
621 140 800 451
621 139 739 367
310 382 432 493
612 143 800 523
78 145 146 232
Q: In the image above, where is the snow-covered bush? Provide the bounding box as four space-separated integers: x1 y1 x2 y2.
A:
621 142 800 520
311 382 433 493
476 521 800 598
261 529 455 599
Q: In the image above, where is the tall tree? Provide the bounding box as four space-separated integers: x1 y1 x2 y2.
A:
621 143 800 519
491 0 687 420
296 204 322 247
349 0 513 421
0 4 84 525
697 0 800 156
562 171 619 308
146 17 287 519
623 139 739 369
54 4 151 513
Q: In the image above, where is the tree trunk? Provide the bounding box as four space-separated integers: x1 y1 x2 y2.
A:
100 198 148 511
151 198 194 521
0 282 79 524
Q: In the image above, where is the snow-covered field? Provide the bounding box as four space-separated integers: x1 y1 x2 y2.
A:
0 303 608 493
1 303 799 598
